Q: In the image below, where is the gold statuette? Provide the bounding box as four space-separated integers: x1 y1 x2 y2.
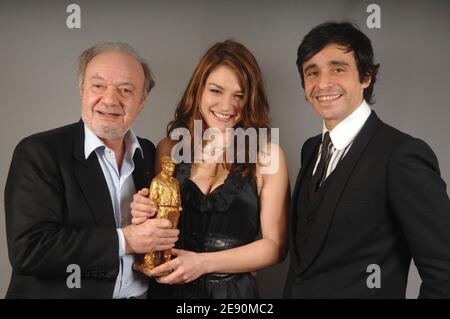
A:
133 156 181 277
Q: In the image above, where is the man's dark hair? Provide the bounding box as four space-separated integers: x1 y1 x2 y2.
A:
297 22 380 105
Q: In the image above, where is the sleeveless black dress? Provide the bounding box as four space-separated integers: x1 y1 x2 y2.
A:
173 162 261 298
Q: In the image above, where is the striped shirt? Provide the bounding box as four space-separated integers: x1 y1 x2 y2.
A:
313 100 372 182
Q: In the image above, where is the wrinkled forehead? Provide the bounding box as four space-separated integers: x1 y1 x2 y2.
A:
85 51 145 84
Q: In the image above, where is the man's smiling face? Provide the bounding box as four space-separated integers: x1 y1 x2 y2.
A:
80 50 146 141
302 43 370 130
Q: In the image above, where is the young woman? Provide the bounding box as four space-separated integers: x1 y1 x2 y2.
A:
131 40 289 298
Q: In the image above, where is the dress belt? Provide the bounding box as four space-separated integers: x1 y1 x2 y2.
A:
183 233 246 252
183 234 250 283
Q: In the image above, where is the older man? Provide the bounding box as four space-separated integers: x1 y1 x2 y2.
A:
4 42 179 298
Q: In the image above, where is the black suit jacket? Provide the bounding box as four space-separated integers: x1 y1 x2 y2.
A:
284 112 450 298
4 120 156 298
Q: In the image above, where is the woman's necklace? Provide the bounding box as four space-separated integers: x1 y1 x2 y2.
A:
203 143 229 154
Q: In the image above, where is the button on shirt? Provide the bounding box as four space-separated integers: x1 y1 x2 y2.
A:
84 125 148 298
313 100 372 181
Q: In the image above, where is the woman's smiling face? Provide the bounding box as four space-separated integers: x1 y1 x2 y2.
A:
200 65 245 132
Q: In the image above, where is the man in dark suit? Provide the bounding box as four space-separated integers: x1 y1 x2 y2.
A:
284 22 450 298
4 42 179 298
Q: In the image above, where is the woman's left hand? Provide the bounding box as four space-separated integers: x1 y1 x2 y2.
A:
150 248 207 284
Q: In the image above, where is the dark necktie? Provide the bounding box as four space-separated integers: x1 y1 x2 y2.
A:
308 132 332 201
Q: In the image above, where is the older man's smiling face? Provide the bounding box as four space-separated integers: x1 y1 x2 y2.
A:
81 50 146 141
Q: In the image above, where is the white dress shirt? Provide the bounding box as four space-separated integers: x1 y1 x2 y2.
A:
84 125 148 298
313 100 372 182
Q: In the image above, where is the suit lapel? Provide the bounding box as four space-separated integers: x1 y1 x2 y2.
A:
289 135 321 267
298 111 382 274
132 147 153 192
72 120 115 227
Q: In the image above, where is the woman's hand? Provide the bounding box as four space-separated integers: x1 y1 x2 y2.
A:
130 188 157 224
151 248 208 284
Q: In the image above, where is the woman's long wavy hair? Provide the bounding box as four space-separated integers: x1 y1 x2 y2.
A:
167 39 271 179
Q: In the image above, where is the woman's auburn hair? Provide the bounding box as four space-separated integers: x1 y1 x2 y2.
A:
167 40 271 179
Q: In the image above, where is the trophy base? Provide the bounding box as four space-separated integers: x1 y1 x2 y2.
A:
132 262 154 277
133 262 172 278
133 250 173 277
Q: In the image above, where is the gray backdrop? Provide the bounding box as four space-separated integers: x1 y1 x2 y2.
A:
1 0 449 298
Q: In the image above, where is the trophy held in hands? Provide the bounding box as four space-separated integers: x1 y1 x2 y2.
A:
133 156 181 277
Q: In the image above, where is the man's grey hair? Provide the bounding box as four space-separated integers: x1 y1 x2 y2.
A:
77 42 155 97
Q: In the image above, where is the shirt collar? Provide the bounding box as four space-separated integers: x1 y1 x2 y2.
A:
322 100 372 150
84 124 143 160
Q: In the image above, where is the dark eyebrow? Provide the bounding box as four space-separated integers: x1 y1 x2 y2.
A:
303 63 317 74
207 82 243 94
303 60 350 74
329 60 350 67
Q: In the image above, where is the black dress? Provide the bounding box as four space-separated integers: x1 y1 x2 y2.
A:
172 162 261 298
